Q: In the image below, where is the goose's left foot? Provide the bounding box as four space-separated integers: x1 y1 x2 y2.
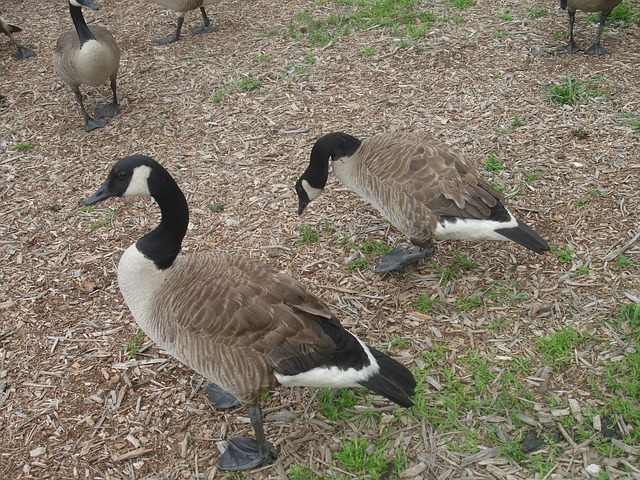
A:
96 102 119 118
15 46 35 59
374 246 433 274
218 437 277 471
191 24 212 35
584 42 611 56
205 383 241 409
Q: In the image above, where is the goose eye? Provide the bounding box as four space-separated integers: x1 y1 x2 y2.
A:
118 171 127 179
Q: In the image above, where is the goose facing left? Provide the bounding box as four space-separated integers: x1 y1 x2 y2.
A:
54 0 120 132
296 132 550 273
0 13 35 59
84 155 416 471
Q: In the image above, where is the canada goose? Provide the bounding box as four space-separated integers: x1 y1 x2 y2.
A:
150 0 219 44
296 132 550 273
0 13 35 59
84 155 416 471
558 0 623 55
54 0 120 132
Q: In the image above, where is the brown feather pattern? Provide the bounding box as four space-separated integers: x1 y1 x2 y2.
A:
138 252 341 406
333 132 507 247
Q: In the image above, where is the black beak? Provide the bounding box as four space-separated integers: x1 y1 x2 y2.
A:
82 0 101 11
84 179 112 206
297 198 309 216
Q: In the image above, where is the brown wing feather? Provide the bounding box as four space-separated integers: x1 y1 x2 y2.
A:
361 132 503 221
150 253 338 404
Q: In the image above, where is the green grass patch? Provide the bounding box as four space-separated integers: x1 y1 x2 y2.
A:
587 1 637 23
535 326 583 367
485 152 505 173
528 8 547 18
554 245 575 264
288 0 438 46
347 257 369 272
546 74 606 106
91 208 115 230
616 254 637 271
619 112 640 133
212 76 262 103
295 225 320 245
334 435 406 477
498 11 513 21
317 387 360 421
450 0 474 8
9 141 34 152
412 294 437 313
124 331 146 359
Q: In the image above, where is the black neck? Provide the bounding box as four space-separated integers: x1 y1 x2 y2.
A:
70 3 96 45
136 169 189 270
304 132 362 189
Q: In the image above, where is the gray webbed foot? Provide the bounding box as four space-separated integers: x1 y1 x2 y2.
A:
155 34 179 45
84 116 107 132
15 46 35 59
557 41 581 54
191 24 212 35
96 102 119 118
584 43 611 56
205 383 241 409
218 437 277 471
374 246 432 274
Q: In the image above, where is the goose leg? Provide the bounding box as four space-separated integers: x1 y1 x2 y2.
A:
5 32 35 59
374 245 434 274
156 14 184 44
584 13 612 55
558 10 581 54
74 90 106 132
191 7 212 35
218 407 277 471
205 383 241 409
96 78 119 118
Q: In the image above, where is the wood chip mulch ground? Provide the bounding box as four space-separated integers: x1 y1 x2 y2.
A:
1 0 639 479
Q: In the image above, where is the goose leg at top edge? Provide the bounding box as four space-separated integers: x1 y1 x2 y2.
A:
558 11 581 54
191 7 212 35
155 15 184 44
584 13 612 55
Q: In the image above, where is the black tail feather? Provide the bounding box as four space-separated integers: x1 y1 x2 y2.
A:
358 347 416 408
496 219 550 254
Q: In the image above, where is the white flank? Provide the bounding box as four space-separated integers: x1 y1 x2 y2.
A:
434 214 519 241
302 179 323 201
124 165 152 197
274 335 380 388
117 244 169 339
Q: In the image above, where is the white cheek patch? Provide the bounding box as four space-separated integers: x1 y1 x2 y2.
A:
69 0 83 7
302 179 323 201
124 165 152 197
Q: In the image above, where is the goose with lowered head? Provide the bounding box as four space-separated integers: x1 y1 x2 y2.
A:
296 131 550 273
54 0 120 131
84 154 416 471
